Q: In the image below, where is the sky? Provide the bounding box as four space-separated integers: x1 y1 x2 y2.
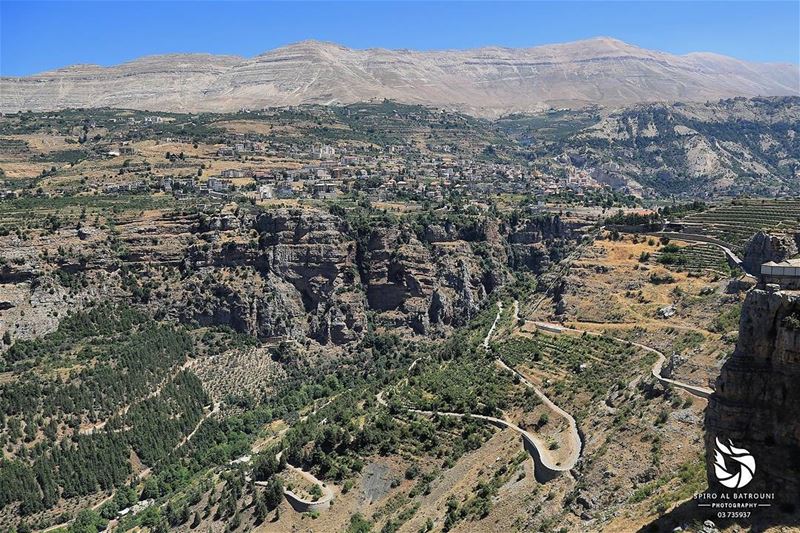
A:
1 1 799 76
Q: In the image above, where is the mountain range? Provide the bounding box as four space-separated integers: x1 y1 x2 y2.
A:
1 37 798 116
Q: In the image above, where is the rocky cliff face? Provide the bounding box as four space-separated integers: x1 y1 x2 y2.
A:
0 207 573 348
742 231 800 274
704 287 800 511
156 208 365 345
560 97 800 196
2 38 798 116
507 216 570 272
363 226 486 334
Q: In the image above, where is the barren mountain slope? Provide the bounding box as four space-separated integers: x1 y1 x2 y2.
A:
525 97 800 197
2 38 798 115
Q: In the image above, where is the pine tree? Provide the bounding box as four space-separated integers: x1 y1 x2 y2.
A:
254 493 267 524
264 477 283 511
230 509 241 530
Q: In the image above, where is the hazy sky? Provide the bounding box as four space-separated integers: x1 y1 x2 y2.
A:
2 1 799 76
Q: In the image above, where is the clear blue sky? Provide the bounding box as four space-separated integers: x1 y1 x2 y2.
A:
1 1 798 76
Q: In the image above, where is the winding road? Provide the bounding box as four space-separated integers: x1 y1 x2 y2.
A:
248 399 339 512
252 454 334 513
649 231 756 280
487 302 582 481
379 301 583 483
41 284 715 532
385 292 713 489
526 318 713 399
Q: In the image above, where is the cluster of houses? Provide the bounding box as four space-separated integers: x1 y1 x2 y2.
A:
10 112 624 206
103 180 148 194
132 121 615 203
179 151 606 204
92 133 613 204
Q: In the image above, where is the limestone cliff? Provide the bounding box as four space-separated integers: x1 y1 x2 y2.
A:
0 207 573 348
704 286 800 512
3 38 798 116
742 231 799 275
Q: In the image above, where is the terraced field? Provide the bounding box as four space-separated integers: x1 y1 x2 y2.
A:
392 352 538 416
679 199 800 250
497 330 657 418
655 243 732 275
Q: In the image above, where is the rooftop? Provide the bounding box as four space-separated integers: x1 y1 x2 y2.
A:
761 258 800 278
763 258 800 267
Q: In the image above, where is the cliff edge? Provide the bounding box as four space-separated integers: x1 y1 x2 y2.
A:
704 285 800 514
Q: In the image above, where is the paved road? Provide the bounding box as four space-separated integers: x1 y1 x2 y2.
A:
527 319 713 399
249 401 338 511
380 300 582 482
483 301 504 349
649 231 756 279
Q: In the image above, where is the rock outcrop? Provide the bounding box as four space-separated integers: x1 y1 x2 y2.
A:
704 286 800 512
742 231 799 274
0 206 575 348
507 216 570 272
561 98 800 197
362 221 496 334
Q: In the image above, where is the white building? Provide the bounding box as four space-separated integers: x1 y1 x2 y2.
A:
207 177 233 192
318 145 336 159
259 185 274 200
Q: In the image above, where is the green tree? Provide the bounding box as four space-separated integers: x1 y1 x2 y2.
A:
141 477 160 500
263 477 283 511
254 492 268 524
68 509 106 533
346 513 373 533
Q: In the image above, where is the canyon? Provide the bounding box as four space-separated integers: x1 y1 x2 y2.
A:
0 206 575 349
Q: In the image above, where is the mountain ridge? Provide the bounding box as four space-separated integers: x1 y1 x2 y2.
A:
2 37 798 116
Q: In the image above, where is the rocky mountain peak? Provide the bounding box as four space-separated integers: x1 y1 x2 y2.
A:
2 38 797 116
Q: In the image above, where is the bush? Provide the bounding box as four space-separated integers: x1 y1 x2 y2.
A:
782 312 800 331
649 272 675 285
346 513 373 533
405 464 421 480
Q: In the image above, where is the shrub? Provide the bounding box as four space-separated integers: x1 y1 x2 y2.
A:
782 312 800 331
649 272 675 285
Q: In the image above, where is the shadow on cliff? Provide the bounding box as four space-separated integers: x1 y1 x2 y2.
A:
635 496 706 533
637 491 800 533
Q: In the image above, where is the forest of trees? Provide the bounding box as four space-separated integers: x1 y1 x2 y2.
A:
0 304 207 519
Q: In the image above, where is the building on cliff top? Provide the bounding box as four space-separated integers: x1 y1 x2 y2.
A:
761 258 800 290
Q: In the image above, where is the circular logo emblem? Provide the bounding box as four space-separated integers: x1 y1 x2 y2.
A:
713 437 755 489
